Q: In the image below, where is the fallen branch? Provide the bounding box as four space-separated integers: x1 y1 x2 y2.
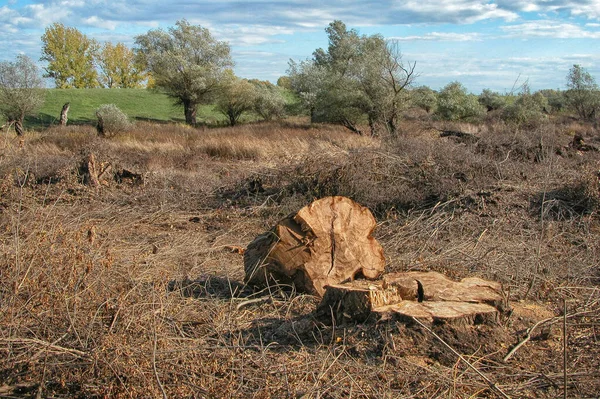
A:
0 337 90 360
503 316 554 362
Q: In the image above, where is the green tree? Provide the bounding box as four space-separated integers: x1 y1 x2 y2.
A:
288 59 327 122
215 72 256 126
565 64 600 120
411 86 438 114
135 20 233 125
0 55 45 135
502 84 548 125
41 23 99 88
288 21 416 136
252 84 286 121
478 89 506 112
436 82 485 121
539 89 566 114
276 76 291 90
98 42 145 88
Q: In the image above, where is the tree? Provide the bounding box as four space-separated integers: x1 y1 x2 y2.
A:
253 84 286 121
135 20 233 125
215 72 256 126
565 64 600 120
0 55 45 135
41 23 99 88
478 89 506 112
288 21 416 136
288 59 327 122
502 84 548 126
436 82 485 121
276 76 291 90
98 42 145 88
411 86 438 114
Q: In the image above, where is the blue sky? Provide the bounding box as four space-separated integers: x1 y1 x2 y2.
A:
2 0 600 92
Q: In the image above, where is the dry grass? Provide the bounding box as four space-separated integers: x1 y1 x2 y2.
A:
0 119 599 398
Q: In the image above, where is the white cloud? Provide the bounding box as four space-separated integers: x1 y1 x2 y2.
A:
501 20 600 39
390 32 482 42
497 0 600 19
83 16 118 30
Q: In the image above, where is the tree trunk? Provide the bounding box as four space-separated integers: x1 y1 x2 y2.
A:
96 111 105 136
244 196 385 297
317 271 506 325
59 102 70 126
368 114 377 137
183 99 197 125
86 153 100 189
341 118 362 135
15 119 24 136
227 110 237 126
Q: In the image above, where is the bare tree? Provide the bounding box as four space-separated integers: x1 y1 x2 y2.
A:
0 55 45 135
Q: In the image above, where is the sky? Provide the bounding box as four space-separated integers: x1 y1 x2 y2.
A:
1 0 600 92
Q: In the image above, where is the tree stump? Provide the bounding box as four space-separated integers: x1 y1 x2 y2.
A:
14 120 23 136
317 271 506 325
59 102 70 126
244 196 385 296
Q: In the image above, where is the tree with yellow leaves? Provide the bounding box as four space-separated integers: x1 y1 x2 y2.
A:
98 42 145 88
41 23 99 88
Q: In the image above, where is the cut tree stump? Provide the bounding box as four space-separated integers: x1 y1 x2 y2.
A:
317 271 506 324
59 102 70 126
244 196 385 296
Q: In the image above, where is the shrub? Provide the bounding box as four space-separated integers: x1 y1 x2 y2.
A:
478 89 506 112
253 85 286 121
436 82 486 121
502 89 548 126
96 104 131 137
410 86 438 114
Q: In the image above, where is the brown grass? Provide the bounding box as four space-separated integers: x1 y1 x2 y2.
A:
0 119 598 398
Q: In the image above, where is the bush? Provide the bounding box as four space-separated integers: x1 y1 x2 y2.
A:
96 104 131 137
253 86 286 121
502 90 548 126
410 86 438 114
436 82 485 121
478 89 506 112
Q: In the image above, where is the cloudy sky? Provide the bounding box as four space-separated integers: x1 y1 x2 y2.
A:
2 0 600 92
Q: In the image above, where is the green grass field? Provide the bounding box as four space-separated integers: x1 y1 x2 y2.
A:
24 88 228 128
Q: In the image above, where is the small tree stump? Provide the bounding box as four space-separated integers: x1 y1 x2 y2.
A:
86 153 100 188
317 271 506 325
59 102 70 126
244 196 385 296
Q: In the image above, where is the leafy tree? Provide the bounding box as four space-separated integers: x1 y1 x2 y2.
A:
539 89 566 114
41 23 99 88
436 82 485 121
252 84 286 121
276 76 292 90
478 89 506 112
98 42 145 88
288 21 416 136
135 20 233 125
288 59 327 122
565 64 600 120
502 84 548 125
411 85 438 114
215 72 256 126
0 55 45 135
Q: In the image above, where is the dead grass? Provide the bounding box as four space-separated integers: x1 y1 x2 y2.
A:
0 118 599 398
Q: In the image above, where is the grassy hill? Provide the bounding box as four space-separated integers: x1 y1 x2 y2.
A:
25 88 226 128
